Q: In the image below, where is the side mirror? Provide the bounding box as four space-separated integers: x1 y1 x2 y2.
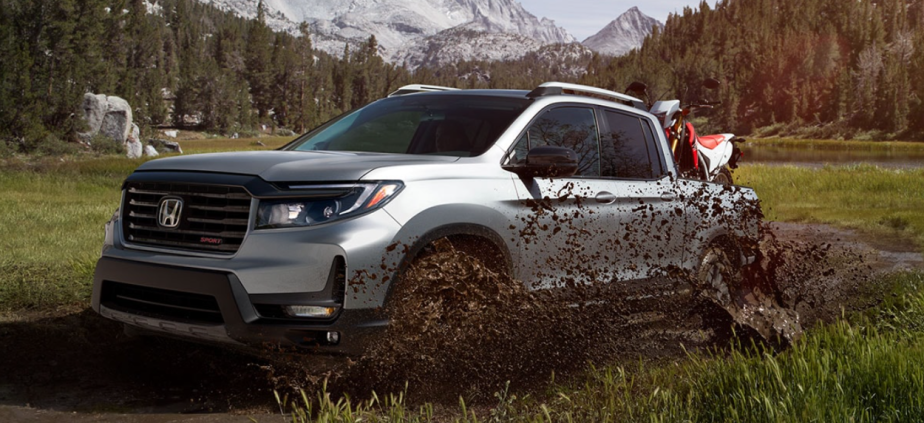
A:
503 146 579 178
703 78 721 90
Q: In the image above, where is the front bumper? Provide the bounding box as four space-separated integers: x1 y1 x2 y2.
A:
91 257 387 355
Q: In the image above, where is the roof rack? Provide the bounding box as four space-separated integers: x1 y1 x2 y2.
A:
387 84 460 97
527 82 646 111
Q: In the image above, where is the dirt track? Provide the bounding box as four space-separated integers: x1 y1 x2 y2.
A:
1 222 920 422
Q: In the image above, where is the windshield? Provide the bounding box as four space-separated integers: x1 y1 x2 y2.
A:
284 94 530 157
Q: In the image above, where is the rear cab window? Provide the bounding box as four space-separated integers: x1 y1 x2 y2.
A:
599 109 666 180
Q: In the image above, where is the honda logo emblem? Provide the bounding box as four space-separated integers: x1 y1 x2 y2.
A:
157 197 183 228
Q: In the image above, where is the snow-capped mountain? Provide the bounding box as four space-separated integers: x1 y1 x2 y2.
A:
200 0 573 62
196 0 661 66
582 7 663 57
394 28 544 68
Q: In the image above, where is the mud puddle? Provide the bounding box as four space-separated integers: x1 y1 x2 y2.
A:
1 222 920 421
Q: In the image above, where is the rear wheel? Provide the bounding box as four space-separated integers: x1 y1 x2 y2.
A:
713 167 733 185
696 241 802 348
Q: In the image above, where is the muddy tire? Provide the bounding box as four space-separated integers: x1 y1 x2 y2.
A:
391 238 519 323
696 241 803 347
713 167 733 185
698 245 735 306
370 238 536 394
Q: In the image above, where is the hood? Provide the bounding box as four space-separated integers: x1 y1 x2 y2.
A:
135 150 460 182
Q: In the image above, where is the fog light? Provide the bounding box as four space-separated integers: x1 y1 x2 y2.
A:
283 305 338 318
326 331 340 345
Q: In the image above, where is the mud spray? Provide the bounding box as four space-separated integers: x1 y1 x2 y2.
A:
258 181 879 406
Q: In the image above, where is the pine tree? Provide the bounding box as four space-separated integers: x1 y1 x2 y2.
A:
245 0 274 119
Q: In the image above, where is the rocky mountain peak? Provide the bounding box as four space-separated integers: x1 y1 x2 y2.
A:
582 7 663 57
202 0 575 61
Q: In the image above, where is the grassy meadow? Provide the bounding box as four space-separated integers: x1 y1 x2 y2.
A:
736 164 924 250
2 137 924 421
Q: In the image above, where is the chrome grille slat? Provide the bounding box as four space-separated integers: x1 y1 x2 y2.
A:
129 199 158 208
129 211 156 219
188 204 251 212
123 181 252 254
188 217 250 225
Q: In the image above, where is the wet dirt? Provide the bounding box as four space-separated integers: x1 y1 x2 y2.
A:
1 222 920 421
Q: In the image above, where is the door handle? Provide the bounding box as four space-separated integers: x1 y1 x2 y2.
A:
595 191 617 204
660 192 676 202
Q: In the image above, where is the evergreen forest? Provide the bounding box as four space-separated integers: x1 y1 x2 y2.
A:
2 0 924 153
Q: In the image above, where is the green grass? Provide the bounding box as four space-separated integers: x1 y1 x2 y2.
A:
0 158 137 310
735 164 924 250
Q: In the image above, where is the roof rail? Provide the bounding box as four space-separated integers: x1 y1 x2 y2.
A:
527 82 646 110
387 84 460 97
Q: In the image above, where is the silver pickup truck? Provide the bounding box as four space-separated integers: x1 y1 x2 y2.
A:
92 82 769 353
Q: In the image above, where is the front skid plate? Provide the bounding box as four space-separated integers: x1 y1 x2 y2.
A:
100 305 243 346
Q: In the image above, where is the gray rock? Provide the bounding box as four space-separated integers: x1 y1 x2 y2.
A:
126 123 143 158
78 94 106 140
126 138 143 158
148 138 183 154
79 93 136 157
143 145 159 157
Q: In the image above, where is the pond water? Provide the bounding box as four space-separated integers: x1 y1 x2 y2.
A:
742 144 924 168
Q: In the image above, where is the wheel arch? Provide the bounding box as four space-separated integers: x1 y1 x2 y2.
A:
383 223 514 305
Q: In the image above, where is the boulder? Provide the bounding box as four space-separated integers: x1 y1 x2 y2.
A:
78 94 107 140
148 138 183 154
100 97 132 144
80 93 133 143
79 93 139 157
143 145 159 157
126 123 143 158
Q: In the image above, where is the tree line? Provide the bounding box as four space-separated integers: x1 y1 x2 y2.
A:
2 0 923 153
581 0 924 138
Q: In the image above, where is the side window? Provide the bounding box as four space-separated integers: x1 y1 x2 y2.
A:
511 107 601 177
600 110 657 179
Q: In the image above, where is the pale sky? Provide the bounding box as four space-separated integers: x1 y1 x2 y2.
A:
519 0 711 41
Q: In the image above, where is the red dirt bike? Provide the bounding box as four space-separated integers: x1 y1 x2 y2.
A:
627 79 745 184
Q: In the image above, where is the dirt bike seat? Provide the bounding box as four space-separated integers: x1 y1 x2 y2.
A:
698 134 730 150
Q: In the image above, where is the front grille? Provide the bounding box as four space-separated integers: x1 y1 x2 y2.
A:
101 281 224 324
122 181 251 254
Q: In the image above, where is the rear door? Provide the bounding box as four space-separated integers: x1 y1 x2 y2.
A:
595 108 688 286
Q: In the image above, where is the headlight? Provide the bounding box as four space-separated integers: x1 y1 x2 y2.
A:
255 181 403 229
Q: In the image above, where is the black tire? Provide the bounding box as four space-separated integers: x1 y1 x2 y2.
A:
696 240 803 348
713 167 733 185
697 244 735 306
